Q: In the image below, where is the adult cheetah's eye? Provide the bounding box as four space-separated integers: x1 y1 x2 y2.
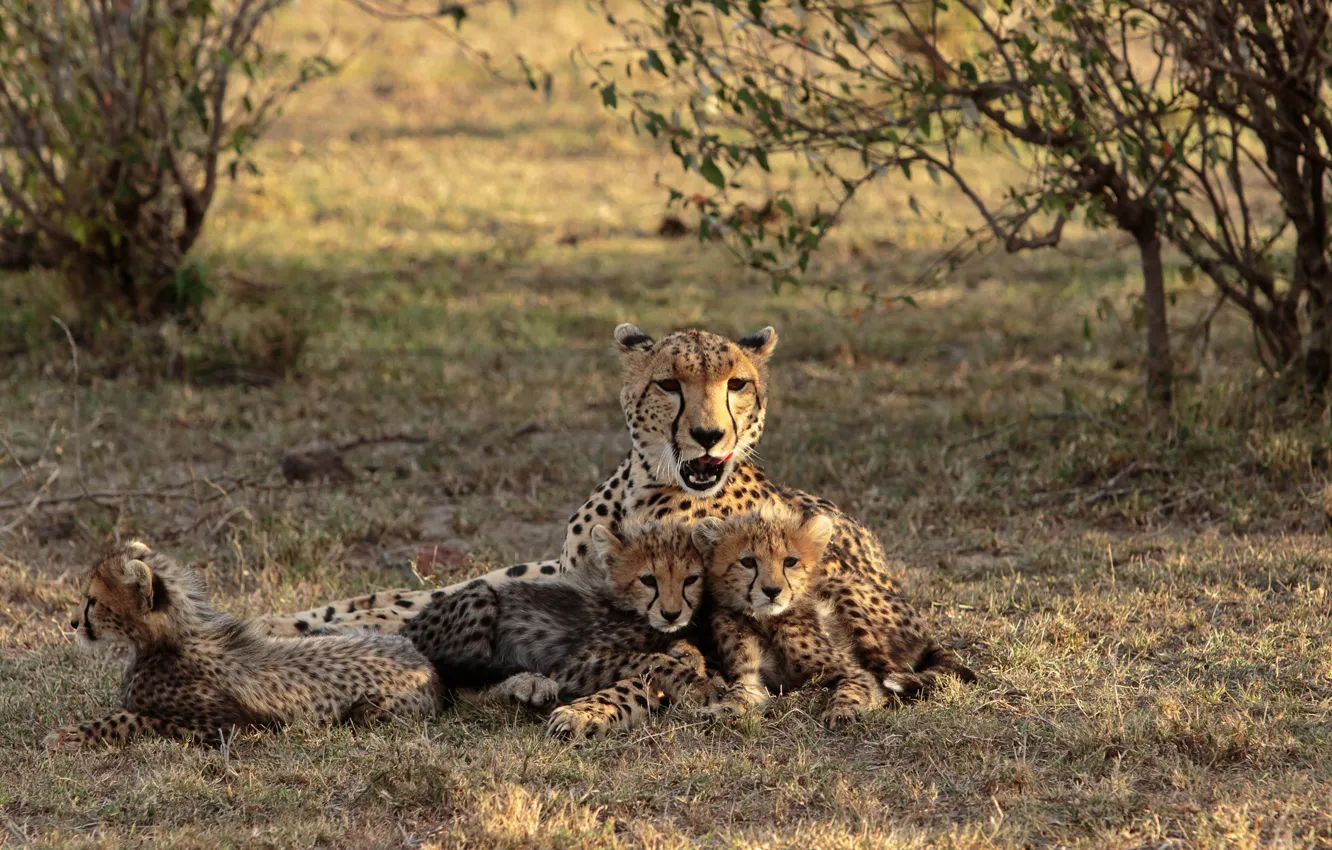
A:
683 575 701 586
727 378 750 391
740 557 758 570
639 574 658 588
783 557 800 569
656 378 681 392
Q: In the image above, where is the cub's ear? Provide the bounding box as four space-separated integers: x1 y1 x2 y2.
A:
613 323 656 356
589 524 622 564
691 517 726 558
736 327 778 362
798 514 835 562
123 559 157 611
126 540 152 555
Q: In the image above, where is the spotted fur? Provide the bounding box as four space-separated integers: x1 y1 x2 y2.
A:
45 541 440 750
259 325 975 701
399 522 724 738
694 506 882 728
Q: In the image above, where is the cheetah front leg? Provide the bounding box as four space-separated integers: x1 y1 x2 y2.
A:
546 678 661 739
821 576 975 701
546 651 723 739
44 710 208 750
769 607 880 730
705 610 770 719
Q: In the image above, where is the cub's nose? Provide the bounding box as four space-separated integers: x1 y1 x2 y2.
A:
690 427 724 450
761 586 782 600
70 619 79 629
660 609 681 623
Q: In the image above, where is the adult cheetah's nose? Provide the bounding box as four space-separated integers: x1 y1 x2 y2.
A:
690 427 724 450
761 586 782 600
660 609 681 623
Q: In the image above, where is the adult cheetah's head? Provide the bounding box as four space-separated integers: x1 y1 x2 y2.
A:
693 504 833 618
591 522 706 633
614 323 777 497
70 540 211 649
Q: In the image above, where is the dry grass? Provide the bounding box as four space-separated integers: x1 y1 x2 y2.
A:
1 2 1331 847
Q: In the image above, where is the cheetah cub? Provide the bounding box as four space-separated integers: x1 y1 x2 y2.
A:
693 505 884 729
401 521 724 738
45 541 441 750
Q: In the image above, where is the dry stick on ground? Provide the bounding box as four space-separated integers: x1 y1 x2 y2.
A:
0 467 60 535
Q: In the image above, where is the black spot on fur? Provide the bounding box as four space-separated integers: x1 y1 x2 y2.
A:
324 606 336 622
541 564 556 575
395 599 414 608
507 563 528 577
293 620 309 632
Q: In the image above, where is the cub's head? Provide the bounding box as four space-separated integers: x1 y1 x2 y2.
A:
613 323 777 497
590 522 706 633
693 504 834 617
70 541 210 649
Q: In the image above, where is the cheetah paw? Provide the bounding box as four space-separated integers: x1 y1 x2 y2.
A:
44 725 89 752
698 683 767 719
546 703 619 739
495 673 560 709
819 702 866 731
666 640 707 677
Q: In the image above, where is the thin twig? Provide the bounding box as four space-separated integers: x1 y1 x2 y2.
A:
51 317 90 500
0 467 60 535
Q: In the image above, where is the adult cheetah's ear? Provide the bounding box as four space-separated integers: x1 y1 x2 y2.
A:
736 327 778 362
589 524 622 565
126 539 152 555
691 517 726 558
797 514 835 562
122 559 157 612
613 323 656 355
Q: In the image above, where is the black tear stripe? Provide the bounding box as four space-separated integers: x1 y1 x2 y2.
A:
725 389 738 448
668 386 684 465
82 600 96 641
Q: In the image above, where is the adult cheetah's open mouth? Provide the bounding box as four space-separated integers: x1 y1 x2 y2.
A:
679 454 731 492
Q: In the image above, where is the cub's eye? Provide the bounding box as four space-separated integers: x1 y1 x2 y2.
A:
87 598 96 607
741 556 758 570
783 557 800 569
639 574 658 587
727 378 750 391
683 575 701 586
656 378 681 392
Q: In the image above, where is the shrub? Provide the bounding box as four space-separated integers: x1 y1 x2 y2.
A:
0 0 332 332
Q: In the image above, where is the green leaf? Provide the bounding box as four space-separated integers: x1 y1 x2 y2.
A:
699 156 725 188
601 83 618 108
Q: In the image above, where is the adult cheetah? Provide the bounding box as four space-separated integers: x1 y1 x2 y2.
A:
263 324 975 697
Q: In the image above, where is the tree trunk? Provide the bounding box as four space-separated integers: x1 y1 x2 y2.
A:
1135 225 1173 413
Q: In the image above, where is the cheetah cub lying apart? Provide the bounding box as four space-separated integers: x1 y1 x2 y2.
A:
401 521 724 738
695 504 975 729
45 541 441 750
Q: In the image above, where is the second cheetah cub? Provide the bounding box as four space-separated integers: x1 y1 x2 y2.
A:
693 505 883 729
45 541 441 750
